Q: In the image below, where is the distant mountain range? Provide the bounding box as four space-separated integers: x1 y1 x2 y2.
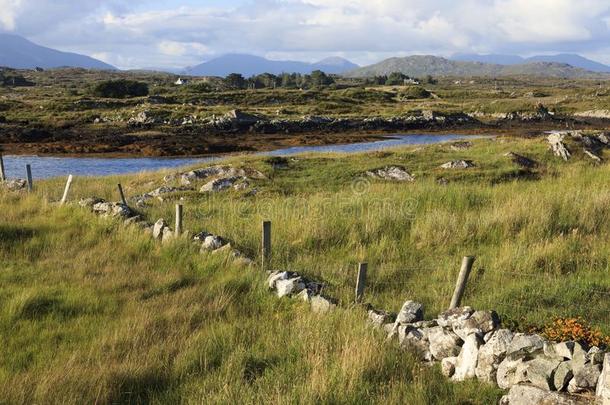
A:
184 54 359 77
452 53 610 73
0 33 115 70
344 55 600 78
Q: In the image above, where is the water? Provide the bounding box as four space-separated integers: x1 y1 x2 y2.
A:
2 134 469 180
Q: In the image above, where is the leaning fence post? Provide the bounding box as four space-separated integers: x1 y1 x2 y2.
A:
355 262 368 303
262 221 271 270
0 154 5 181
449 256 476 309
175 204 183 237
26 164 33 192
60 175 74 205
117 184 127 206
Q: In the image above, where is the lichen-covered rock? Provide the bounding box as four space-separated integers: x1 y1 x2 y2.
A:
505 384 584 405
79 197 105 208
440 160 475 169
200 176 245 192
437 307 474 328
554 361 574 392
398 326 432 362
475 329 514 383
368 309 396 328
366 166 415 182
442 356 458 378
517 356 563 391
452 310 500 340
452 334 481 381
587 347 605 365
506 334 545 360
3 179 27 191
396 300 424 324
92 202 133 218
567 363 602 394
497 357 527 389
427 327 462 360
201 235 226 251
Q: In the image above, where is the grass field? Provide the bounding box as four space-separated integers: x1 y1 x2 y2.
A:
1 135 609 403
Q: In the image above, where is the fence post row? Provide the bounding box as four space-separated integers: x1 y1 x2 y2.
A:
355 262 368 303
0 154 5 182
449 256 476 310
60 175 74 205
175 204 183 237
117 183 128 206
262 221 271 270
26 164 33 192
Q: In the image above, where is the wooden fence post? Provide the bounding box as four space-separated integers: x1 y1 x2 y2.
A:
262 221 271 270
26 164 33 192
175 204 183 237
117 184 128 206
355 262 368 303
60 175 73 205
0 154 5 181
449 256 476 309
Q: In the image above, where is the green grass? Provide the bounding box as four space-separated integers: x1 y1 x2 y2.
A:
2 135 610 403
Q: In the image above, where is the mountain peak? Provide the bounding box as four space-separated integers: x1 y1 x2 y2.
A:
0 33 115 70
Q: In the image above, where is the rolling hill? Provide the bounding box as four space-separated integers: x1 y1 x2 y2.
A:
344 55 596 78
0 33 115 70
452 53 610 73
185 54 358 77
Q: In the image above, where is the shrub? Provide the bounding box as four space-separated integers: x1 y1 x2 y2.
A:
398 86 431 100
543 317 610 348
92 79 149 98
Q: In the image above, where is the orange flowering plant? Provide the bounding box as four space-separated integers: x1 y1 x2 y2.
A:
543 317 610 349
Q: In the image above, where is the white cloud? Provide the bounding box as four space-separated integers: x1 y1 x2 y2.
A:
2 0 610 68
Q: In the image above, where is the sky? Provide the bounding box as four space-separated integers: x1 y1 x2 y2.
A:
1 0 610 69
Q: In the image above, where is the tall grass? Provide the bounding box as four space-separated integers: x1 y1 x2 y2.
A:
1 135 608 403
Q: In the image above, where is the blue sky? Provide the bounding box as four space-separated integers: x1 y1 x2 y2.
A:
2 0 610 69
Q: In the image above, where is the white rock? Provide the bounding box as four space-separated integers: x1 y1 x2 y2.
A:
153 219 166 240
506 384 581 405
497 357 526 389
201 235 226 251
452 334 481 381
506 333 545 360
427 327 462 360
475 329 514 383
567 363 602 394
437 307 474 328
310 296 336 313
267 271 289 289
597 353 610 403
276 277 305 298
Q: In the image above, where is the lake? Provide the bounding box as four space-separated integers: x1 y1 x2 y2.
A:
2 134 471 180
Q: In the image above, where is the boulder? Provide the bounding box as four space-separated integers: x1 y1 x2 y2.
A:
452 310 500 340
505 384 585 405
517 356 563 391
452 334 481 381
200 176 244 192
442 357 458 378
4 179 27 191
567 363 602 394
437 306 474 328
587 347 605 365
153 219 167 240
554 361 574 392
368 309 396 328
475 329 514 383
267 271 291 289
506 333 545 360
497 357 527 389
440 160 475 169
398 326 432 362
548 133 571 161
310 295 337 314
201 235 226 251
504 152 538 169
597 353 610 403
79 197 105 209
161 227 175 244
366 166 415 182
395 300 424 324
427 327 463 360
276 277 306 298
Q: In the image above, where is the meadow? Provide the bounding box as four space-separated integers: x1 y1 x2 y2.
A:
1 135 609 403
